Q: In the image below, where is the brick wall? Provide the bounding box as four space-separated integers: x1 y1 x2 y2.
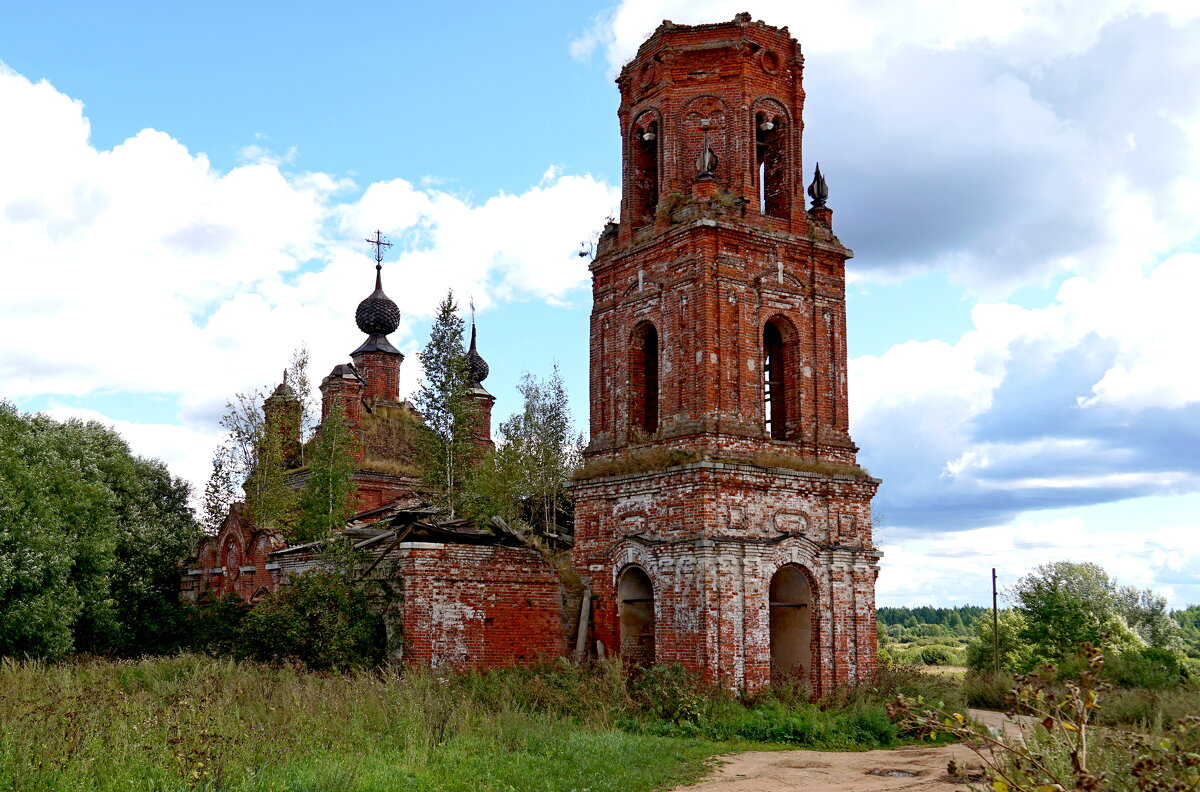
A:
181 505 289 604
352 349 402 403
386 543 569 668
573 460 879 695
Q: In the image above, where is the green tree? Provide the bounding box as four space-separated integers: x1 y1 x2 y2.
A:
241 424 297 532
206 389 266 528
415 290 478 517
104 456 201 654
287 344 318 458
1115 585 1180 652
0 402 199 659
1172 605 1200 658
295 402 359 542
965 609 1034 672
1010 561 1140 663
470 366 581 535
204 347 311 534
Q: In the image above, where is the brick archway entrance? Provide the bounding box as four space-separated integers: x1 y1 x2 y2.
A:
618 566 655 665
769 565 813 684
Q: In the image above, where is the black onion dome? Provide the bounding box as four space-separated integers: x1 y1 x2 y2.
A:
355 266 401 336
466 323 489 384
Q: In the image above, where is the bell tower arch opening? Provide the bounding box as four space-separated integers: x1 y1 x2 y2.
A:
763 316 799 440
769 565 813 684
629 321 660 435
755 106 790 219
629 113 661 230
618 566 655 665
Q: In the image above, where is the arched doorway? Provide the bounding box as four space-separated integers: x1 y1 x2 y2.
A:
769 565 812 684
618 566 655 665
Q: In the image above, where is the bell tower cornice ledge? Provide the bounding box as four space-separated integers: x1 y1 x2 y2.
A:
592 216 852 276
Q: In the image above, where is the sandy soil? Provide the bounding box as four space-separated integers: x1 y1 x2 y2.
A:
670 710 1025 792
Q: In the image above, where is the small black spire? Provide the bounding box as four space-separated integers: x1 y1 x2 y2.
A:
807 163 829 209
268 369 297 400
465 318 490 385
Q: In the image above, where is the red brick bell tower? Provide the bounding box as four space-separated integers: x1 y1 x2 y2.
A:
573 14 882 695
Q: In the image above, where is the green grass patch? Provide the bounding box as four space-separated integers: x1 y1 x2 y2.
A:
0 655 722 792
0 655 942 791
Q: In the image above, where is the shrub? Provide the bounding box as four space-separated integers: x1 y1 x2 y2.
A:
183 593 249 656
627 663 720 724
892 645 1200 791
962 671 1015 710
1105 646 1183 690
849 664 967 714
918 644 958 665
236 570 384 671
1093 685 1200 728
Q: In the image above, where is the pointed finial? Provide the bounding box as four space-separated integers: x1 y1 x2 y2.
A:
465 309 489 384
282 368 288 385
807 163 829 209
469 299 478 351
364 230 393 276
355 229 401 338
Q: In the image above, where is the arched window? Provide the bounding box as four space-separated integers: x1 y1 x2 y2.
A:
763 319 788 439
755 111 788 218
222 537 242 583
630 117 659 228
630 322 659 434
618 566 655 665
769 565 813 684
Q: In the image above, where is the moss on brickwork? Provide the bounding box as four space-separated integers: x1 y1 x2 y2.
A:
574 447 870 482
748 452 870 479
574 447 702 480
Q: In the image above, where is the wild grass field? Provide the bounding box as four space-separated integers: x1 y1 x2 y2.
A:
0 655 937 792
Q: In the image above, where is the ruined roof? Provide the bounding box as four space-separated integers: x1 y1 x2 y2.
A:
266 370 298 401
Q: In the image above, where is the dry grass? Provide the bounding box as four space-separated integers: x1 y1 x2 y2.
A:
750 452 871 478
358 456 420 478
360 403 423 467
574 447 870 481
573 448 701 480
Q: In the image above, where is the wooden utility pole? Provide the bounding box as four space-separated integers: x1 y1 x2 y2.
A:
992 568 1000 675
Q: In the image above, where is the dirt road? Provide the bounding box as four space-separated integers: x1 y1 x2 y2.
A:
671 710 1023 792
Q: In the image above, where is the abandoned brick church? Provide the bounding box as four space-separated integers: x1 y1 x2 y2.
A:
183 14 882 695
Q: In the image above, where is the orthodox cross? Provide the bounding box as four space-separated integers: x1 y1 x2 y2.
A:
365 230 393 267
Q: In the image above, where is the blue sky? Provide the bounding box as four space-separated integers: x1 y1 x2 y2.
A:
2 1 1199 608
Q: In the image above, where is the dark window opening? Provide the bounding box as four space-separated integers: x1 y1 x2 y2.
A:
764 320 787 439
756 113 788 218
631 322 659 434
631 120 659 228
